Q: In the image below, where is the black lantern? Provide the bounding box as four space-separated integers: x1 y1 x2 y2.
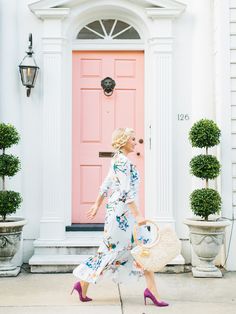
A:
19 33 39 97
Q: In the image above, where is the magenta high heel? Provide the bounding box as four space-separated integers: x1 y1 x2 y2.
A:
71 281 92 302
144 288 169 307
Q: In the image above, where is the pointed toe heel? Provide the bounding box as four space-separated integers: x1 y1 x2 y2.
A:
144 288 169 307
71 281 93 302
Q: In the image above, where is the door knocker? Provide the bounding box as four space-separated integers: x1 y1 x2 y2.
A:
101 77 116 96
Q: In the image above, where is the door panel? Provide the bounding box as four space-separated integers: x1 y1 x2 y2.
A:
72 51 144 223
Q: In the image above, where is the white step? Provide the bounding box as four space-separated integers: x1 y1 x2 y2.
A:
29 232 103 273
29 232 186 273
29 254 90 273
32 233 103 255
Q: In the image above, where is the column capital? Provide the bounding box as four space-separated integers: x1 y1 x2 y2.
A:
148 37 173 52
30 8 70 20
146 7 185 19
42 37 67 53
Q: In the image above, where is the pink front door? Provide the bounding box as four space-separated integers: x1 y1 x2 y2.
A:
72 51 144 223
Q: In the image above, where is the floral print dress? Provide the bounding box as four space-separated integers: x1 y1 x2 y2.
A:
73 151 149 284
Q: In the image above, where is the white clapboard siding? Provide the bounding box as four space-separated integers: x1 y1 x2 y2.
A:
232 120 236 132
233 163 236 176
231 34 236 46
232 106 236 118
233 192 236 205
231 0 236 183
231 50 236 62
231 78 236 90
231 22 236 33
231 91 236 105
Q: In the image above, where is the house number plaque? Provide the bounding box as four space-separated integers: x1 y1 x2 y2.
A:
177 114 190 121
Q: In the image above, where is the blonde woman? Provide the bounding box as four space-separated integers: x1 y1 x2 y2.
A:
71 128 168 307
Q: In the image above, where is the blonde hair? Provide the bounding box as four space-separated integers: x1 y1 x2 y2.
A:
112 127 134 150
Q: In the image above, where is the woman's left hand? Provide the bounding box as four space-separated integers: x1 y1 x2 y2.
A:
135 215 146 226
87 204 99 220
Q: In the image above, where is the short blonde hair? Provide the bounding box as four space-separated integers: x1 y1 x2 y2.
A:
112 128 134 150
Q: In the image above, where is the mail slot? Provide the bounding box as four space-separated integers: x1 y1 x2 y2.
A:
99 152 114 158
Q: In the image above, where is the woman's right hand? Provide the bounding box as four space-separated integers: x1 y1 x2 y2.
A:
87 204 99 220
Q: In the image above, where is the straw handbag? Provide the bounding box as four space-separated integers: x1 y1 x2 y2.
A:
131 220 181 272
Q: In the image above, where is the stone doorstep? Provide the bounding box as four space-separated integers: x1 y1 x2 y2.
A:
29 232 186 273
29 254 186 274
29 254 90 273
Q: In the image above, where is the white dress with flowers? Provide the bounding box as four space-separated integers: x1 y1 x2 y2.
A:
73 151 149 284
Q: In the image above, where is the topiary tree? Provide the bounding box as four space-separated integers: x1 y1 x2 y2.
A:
0 123 22 221
189 119 222 220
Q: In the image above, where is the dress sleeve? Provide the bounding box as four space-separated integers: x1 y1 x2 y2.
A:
113 155 136 204
99 165 113 197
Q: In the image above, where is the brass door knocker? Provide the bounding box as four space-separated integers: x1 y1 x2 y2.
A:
101 77 116 96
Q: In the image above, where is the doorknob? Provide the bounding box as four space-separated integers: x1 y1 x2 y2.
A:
136 152 140 156
139 139 144 144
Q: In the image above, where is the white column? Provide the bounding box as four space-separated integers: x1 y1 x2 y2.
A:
146 18 185 265
148 37 175 227
214 0 235 271
190 0 214 120
190 0 215 193
34 10 69 241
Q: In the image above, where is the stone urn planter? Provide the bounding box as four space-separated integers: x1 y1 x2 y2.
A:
185 119 231 277
0 218 27 276
184 218 230 277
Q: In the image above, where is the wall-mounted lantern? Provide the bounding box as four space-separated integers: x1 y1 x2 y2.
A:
19 33 39 97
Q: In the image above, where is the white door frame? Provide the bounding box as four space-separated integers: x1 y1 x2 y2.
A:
29 0 186 242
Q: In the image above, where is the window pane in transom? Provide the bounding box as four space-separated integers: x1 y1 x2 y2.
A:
101 19 114 35
76 19 140 40
114 27 140 39
86 21 104 36
112 20 130 36
77 28 102 39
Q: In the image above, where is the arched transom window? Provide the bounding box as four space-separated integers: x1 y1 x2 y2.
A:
77 19 140 40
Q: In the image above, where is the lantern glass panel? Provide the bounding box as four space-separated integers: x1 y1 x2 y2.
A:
20 66 37 87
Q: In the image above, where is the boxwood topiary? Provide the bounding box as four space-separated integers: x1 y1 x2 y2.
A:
0 123 20 150
190 154 220 180
189 119 220 148
189 119 222 220
0 191 22 221
190 188 221 220
0 123 22 221
0 154 20 177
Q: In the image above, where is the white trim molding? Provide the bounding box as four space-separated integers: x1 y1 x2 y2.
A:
29 0 186 11
146 8 185 19
31 8 70 19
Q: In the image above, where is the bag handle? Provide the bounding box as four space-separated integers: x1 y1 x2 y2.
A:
133 219 160 249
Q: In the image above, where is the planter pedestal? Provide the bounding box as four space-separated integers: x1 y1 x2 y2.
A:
192 263 222 278
0 218 27 277
184 218 230 278
0 267 21 277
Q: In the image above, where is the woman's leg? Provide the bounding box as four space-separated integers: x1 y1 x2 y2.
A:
144 270 161 299
80 281 90 297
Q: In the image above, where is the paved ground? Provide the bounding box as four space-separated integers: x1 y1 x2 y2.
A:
0 268 235 314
